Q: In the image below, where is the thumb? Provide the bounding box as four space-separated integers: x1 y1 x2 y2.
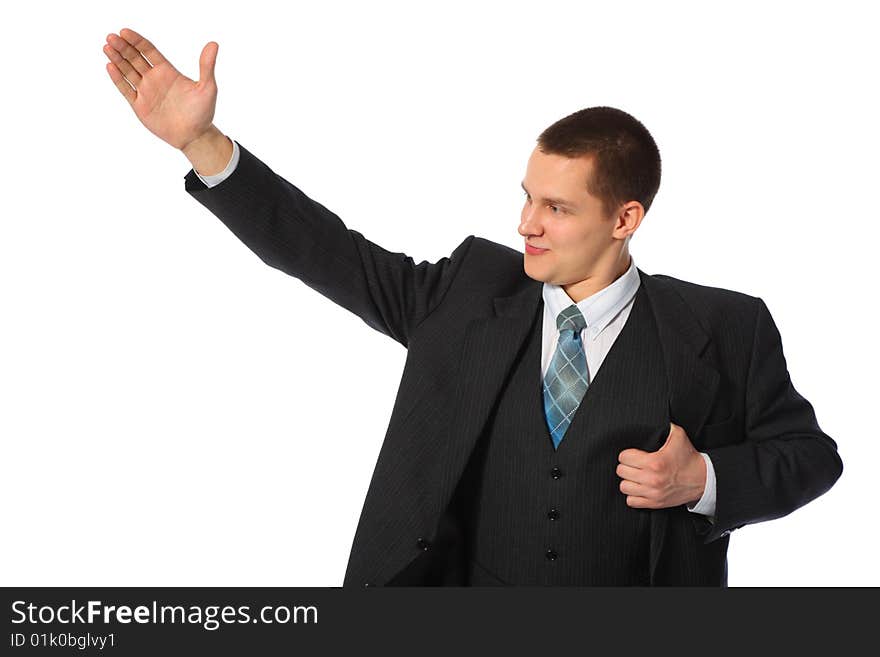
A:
658 422 674 450
198 41 219 85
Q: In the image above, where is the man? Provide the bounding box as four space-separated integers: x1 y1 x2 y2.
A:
104 28 843 586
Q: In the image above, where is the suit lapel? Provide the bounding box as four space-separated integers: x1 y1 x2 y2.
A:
638 269 720 441
436 279 543 513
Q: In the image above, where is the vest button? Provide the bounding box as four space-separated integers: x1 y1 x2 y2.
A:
416 537 430 551
547 508 559 520
550 467 563 479
545 549 558 561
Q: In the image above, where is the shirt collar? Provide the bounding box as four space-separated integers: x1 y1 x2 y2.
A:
542 256 641 340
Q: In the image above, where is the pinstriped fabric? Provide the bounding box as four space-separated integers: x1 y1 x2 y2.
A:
542 304 589 449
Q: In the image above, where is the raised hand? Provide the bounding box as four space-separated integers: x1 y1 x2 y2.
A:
103 28 219 151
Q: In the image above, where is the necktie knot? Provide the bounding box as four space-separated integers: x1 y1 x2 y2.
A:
556 304 587 333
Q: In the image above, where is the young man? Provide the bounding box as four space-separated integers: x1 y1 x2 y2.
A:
104 28 843 586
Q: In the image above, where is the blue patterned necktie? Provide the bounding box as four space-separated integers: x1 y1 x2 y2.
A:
542 304 589 449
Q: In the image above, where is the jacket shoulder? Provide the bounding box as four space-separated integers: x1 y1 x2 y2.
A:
650 273 760 309
469 236 523 263
455 236 531 294
647 273 764 337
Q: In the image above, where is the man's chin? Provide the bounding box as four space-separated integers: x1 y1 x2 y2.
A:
523 260 554 283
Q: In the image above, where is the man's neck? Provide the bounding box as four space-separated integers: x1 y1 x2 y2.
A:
562 252 632 303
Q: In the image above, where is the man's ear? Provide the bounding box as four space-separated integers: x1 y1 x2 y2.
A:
612 201 645 239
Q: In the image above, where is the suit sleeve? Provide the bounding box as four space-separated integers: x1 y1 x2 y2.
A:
184 141 475 348
699 297 843 543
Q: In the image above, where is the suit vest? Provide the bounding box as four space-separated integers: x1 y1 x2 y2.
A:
449 283 671 585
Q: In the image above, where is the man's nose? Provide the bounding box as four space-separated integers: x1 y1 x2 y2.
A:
519 207 542 236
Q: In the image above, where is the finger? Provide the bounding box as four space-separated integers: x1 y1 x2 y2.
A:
105 62 136 105
103 43 141 86
619 479 654 498
198 42 218 85
119 27 168 68
107 32 152 76
625 495 655 509
616 463 654 485
618 448 652 468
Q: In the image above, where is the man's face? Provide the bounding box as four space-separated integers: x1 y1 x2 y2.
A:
518 147 620 290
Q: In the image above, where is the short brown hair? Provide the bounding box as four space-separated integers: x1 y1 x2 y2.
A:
536 106 661 219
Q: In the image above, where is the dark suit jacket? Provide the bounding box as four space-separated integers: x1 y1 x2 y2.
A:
185 142 843 586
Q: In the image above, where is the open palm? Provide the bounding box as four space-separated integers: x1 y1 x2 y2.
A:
104 28 219 151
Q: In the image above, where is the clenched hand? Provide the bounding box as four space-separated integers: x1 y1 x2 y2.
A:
617 422 707 509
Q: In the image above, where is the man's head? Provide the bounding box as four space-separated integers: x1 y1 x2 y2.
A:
519 106 661 301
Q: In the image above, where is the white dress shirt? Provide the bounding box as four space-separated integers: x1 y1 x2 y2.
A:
193 139 716 519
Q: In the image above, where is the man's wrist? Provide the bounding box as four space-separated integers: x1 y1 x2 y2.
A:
181 125 233 176
688 450 708 505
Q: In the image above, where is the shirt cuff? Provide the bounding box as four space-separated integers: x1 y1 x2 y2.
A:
194 138 240 188
686 451 716 522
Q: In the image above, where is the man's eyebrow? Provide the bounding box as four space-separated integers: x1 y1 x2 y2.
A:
520 181 578 208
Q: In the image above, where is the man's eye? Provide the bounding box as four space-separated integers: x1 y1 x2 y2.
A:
523 192 561 214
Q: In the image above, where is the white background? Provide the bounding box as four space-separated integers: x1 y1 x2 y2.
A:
1 0 876 586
